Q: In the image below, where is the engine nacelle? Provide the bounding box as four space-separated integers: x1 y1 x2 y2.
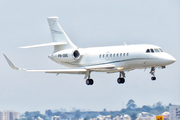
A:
53 49 81 62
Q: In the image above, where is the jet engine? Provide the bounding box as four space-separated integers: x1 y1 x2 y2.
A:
52 49 81 62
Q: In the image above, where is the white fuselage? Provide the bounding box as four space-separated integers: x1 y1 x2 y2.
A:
4 17 176 85
49 44 175 72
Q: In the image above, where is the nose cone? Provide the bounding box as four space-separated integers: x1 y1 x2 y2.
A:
48 54 53 59
168 55 176 64
163 53 176 65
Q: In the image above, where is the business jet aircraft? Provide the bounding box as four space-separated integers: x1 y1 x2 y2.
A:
4 17 176 85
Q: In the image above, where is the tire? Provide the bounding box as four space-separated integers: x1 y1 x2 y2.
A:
86 79 90 85
151 77 156 81
90 79 94 85
117 78 121 84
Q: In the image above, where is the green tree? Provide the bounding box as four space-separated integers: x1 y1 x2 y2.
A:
142 105 151 112
74 110 81 119
126 99 137 109
84 118 88 120
153 102 164 112
25 112 29 117
130 113 137 120
60 113 68 119
24 111 41 120
45 110 53 116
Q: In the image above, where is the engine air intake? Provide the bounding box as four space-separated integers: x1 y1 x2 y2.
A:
73 50 80 59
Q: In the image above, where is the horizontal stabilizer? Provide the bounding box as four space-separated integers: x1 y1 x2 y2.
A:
19 41 67 48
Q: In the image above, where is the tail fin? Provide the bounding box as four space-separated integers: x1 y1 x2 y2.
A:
47 17 77 52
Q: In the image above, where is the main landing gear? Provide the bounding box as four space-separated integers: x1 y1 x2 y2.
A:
150 67 156 81
117 72 125 84
86 74 94 85
86 79 94 85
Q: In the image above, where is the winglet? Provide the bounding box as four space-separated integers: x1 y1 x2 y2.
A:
3 54 24 70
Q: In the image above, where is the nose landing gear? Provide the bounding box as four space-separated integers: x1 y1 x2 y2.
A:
117 71 125 84
150 67 156 81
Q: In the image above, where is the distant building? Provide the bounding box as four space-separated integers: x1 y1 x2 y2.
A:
35 116 43 120
3 111 19 120
112 115 131 120
95 115 112 120
161 111 170 120
120 115 131 120
52 116 60 120
136 112 156 120
169 105 180 120
0 112 3 120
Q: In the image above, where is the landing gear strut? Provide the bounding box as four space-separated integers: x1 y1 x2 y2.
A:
117 72 125 84
150 67 156 81
86 73 94 85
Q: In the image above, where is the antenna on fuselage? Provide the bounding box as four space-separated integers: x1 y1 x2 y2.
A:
124 42 127 45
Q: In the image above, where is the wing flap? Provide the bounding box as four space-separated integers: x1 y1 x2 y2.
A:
27 69 86 74
85 64 115 70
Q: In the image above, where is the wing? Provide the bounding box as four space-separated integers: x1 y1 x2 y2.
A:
27 69 86 74
3 54 86 74
3 54 115 78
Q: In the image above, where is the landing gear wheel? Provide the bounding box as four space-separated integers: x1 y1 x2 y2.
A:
117 78 121 84
122 78 125 83
86 79 90 85
86 79 94 85
151 77 156 81
117 78 125 84
89 79 94 85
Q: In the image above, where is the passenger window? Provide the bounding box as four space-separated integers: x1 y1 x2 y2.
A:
159 48 163 52
117 53 119 57
146 49 150 53
103 54 105 58
106 54 108 57
154 49 160 52
123 53 125 56
150 49 154 53
99 54 101 58
113 54 115 57
127 53 129 56
110 54 112 57
120 53 122 57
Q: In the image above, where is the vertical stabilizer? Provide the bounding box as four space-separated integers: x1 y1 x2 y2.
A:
47 17 77 52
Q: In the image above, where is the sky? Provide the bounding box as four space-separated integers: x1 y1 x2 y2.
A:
0 0 180 114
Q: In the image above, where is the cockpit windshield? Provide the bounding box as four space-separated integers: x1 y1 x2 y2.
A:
146 48 163 53
146 49 150 53
154 49 160 52
159 48 163 52
150 49 154 53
